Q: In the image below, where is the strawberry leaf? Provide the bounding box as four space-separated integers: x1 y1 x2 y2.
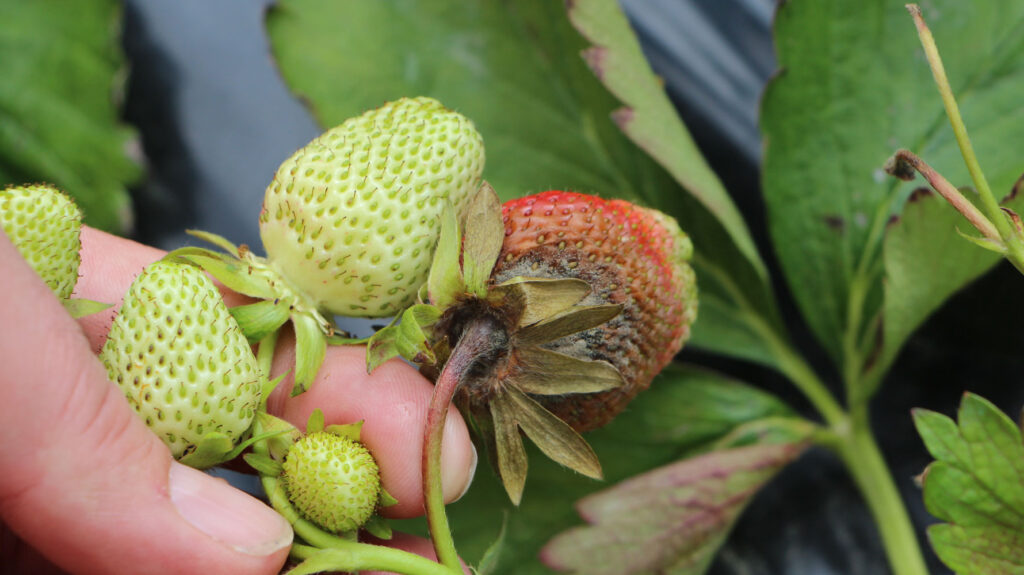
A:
516 304 622 346
0 0 141 232
475 513 508 575
541 437 810 575
306 408 325 434
362 515 392 541
914 394 1024 574
864 189 1024 398
325 421 363 442
564 0 765 283
510 347 622 396
502 386 602 481
365 304 441 372
243 452 284 477
762 0 1024 390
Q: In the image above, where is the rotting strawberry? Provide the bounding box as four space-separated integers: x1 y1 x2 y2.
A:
99 259 264 469
0 183 111 318
371 185 697 504
490 190 697 431
172 96 485 394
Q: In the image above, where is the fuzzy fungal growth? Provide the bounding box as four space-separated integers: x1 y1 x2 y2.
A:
259 96 485 318
100 260 262 460
0 183 82 299
282 432 382 533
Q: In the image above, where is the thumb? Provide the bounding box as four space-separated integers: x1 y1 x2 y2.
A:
0 231 292 574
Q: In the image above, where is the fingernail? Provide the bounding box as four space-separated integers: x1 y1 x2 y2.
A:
449 442 478 503
169 462 293 556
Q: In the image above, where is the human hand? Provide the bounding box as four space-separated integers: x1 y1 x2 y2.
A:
0 226 476 574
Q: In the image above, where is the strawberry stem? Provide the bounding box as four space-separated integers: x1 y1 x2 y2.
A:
290 542 457 575
423 316 500 572
907 4 1024 273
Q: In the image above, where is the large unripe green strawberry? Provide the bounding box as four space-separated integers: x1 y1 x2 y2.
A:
282 431 382 533
1 183 82 299
99 260 262 462
259 96 485 318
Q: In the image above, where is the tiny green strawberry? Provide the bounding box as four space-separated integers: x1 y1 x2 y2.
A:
1 183 82 299
99 260 263 467
174 96 486 394
282 431 382 534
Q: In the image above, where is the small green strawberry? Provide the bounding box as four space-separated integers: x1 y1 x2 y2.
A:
99 260 263 468
1 183 82 299
173 96 486 394
282 431 382 534
245 410 396 539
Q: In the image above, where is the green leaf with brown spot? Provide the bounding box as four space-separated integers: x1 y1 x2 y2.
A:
864 189 1024 397
762 0 1024 380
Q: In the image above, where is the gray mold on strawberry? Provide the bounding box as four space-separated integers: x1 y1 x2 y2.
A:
402 187 698 503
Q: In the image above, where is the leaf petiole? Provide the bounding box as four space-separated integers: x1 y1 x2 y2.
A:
906 4 1024 273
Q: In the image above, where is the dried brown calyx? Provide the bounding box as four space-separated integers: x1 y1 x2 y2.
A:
363 183 697 504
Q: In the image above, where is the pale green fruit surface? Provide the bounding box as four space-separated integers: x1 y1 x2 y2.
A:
259 96 485 318
283 431 382 533
1 184 82 299
100 260 262 458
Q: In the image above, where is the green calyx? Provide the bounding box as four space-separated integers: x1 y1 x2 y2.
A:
167 230 336 396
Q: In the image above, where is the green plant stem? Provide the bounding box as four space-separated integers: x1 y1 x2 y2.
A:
681 255 925 574
836 407 929 575
289 543 457 575
908 4 1024 271
692 253 845 427
423 317 497 572
740 303 927 574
